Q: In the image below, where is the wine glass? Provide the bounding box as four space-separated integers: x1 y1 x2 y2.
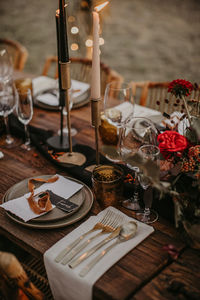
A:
0 80 18 147
16 88 33 151
103 82 134 162
121 117 158 211
58 88 77 137
138 144 160 224
0 49 13 84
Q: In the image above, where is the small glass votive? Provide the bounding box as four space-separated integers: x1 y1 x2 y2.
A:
92 165 124 208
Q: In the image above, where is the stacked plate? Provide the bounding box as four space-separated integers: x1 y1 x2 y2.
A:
2 175 93 229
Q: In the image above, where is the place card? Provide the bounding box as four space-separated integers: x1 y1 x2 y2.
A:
47 190 78 213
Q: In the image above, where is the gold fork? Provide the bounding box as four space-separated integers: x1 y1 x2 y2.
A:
61 213 124 265
55 209 118 263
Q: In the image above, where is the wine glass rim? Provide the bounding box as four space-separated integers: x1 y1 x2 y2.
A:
106 81 131 90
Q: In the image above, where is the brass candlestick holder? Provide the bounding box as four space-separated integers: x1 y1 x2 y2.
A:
91 97 101 165
47 61 86 166
85 97 101 172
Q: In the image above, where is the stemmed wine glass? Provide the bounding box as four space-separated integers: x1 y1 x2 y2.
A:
0 49 13 83
58 88 77 137
138 144 160 224
121 117 158 211
16 88 33 151
0 49 17 148
103 82 134 162
0 80 17 147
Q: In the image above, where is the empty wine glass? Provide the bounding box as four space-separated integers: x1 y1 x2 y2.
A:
58 89 77 137
138 144 160 224
0 80 18 147
0 49 13 84
103 82 134 162
16 88 33 150
121 117 158 211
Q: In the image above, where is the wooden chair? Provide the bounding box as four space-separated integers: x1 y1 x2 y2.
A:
0 251 53 300
0 39 28 71
130 81 200 115
42 56 123 97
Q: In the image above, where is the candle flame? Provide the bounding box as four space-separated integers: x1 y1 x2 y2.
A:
94 1 109 12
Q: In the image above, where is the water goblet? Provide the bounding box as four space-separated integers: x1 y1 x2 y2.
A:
102 82 134 162
138 144 160 224
16 88 33 151
121 117 158 211
0 80 18 147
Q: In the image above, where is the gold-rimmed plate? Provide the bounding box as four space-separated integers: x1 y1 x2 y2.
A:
2 175 94 229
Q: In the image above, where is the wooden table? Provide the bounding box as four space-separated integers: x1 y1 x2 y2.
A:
0 99 199 300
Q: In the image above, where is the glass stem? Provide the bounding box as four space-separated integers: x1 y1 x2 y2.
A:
132 172 139 201
4 115 13 144
143 187 152 215
24 124 31 145
117 127 123 156
144 207 150 216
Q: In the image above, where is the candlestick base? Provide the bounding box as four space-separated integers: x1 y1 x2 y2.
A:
46 135 76 151
57 152 86 166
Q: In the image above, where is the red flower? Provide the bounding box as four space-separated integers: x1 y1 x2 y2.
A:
168 79 193 98
157 131 189 159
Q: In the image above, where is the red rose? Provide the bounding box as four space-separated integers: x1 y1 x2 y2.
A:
168 79 193 98
157 131 189 159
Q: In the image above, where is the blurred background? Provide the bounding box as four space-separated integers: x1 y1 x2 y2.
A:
0 0 200 82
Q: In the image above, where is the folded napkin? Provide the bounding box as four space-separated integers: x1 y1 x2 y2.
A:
32 76 57 98
44 206 154 300
37 92 59 106
134 103 163 122
33 76 90 107
0 174 83 222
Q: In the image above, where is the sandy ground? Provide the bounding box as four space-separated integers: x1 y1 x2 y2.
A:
0 0 200 83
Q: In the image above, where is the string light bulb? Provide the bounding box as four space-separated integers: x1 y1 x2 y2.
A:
71 26 79 34
85 39 93 47
68 16 75 22
71 43 79 51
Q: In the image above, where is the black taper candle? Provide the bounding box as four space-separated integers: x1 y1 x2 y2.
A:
56 11 65 107
59 0 69 62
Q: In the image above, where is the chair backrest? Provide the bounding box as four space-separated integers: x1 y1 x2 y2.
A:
130 81 200 115
42 56 123 97
0 251 44 300
0 39 28 71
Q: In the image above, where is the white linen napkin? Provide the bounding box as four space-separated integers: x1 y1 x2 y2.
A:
32 76 57 98
110 102 163 124
32 76 90 106
134 103 163 121
36 92 59 106
0 174 83 222
44 206 154 300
